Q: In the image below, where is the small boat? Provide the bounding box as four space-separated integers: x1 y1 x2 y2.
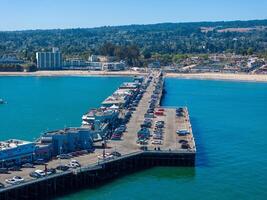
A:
0 99 6 104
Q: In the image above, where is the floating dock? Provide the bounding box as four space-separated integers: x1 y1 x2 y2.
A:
0 71 196 200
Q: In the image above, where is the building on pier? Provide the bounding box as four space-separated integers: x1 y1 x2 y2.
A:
82 108 119 139
102 90 131 108
102 84 140 108
0 139 35 167
39 128 94 156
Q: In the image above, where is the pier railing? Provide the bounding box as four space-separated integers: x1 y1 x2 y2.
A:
0 148 196 192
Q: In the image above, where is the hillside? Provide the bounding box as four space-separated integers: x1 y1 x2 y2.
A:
0 19 267 61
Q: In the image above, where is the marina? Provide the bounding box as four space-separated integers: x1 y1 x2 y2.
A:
0 71 196 199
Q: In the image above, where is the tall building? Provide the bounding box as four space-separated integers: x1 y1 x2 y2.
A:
36 48 62 70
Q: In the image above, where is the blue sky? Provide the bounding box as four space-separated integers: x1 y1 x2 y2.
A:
0 0 266 30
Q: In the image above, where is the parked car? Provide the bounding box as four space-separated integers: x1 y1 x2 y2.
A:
30 171 42 179
47 168 56 174
110 151 121 157
152 140 162 145
98 153 114 161
137 128 150 139
70 160 81 167
144 113 154 118
111 134 122 140
119 125 127 132
153 134 162 140
155 123 164 128
30 170 45 178
67 162 80 169
176 129 190 136
56 165 69 171
9 166 21 171
22 163 34 168
87 148 95 153
0 168 8 174
5 176 24 185
70 152 79 157
57 154 72 159
34 159 46 165
139 139 148 145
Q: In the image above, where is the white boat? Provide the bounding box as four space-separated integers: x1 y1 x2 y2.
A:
82 121 89 125
82 115 88 120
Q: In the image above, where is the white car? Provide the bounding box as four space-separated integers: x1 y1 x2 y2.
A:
35 169 52 176
70 159 79 164
153 135 162 140
68 162 80 168
70 160 81 167
98 154 114 161
5 176 24 185
152 140 162 145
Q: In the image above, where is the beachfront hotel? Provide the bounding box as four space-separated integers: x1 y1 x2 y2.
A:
36 47 62 70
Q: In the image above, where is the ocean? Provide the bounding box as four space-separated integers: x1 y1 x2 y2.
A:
0 76 131 140
1 76 267 199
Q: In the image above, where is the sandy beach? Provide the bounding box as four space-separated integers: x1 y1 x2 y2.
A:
166 73 267 82
0 70 267 82
0 70 146 77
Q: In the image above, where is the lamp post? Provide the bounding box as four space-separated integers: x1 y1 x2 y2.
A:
59 146 62 166
2 159 4 168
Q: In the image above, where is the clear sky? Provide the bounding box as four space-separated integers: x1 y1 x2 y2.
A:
0 0 266 31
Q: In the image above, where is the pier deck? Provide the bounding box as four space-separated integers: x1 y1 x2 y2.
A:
0 72 196 198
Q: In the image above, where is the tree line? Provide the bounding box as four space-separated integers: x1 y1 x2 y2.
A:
0 19 266 66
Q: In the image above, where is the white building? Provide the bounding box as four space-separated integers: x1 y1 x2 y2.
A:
102 62 126 71
88 55 115 62
0 139 35 167
86 62 103 70
36 47 62 70
63 58 86 69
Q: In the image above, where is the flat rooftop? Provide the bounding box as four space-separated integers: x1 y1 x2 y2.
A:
85 108 117 117
0 139 33 151
43 127 90 136
119 82 139 89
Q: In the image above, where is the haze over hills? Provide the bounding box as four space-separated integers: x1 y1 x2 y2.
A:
0 19 267 62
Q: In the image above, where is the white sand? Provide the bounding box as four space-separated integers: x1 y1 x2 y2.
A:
166 73 267 82
0 70 146 77
1 70 267 82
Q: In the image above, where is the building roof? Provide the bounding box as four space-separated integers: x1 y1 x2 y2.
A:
43 127 90 136
0 139 33 151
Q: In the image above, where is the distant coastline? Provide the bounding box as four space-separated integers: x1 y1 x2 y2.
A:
1 70 267 82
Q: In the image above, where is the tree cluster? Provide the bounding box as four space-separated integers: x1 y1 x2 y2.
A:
0 19 266 66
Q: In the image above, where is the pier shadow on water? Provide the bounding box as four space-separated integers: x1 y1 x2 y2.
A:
54 167 196 200
190 116 209 167
136 166 196 179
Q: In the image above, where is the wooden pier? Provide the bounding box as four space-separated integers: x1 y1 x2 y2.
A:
0 72 196 200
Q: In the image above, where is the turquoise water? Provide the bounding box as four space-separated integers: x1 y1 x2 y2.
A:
1 77 267 199
0 76 131 140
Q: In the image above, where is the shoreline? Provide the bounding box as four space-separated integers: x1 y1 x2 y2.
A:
166 72 267 83
0 70 146 77
0 70 267 82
